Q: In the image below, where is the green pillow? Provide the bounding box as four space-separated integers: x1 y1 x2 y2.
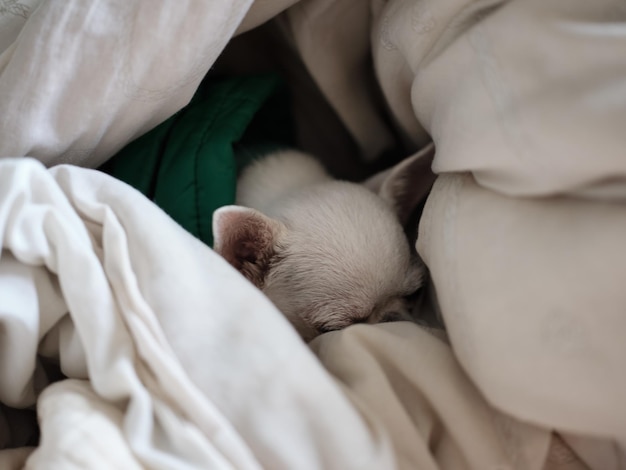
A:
100 74 293 246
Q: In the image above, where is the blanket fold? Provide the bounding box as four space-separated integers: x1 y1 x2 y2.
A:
0 159 382 469
418 173 626 463
0 158 568 469
0 0 623 468
0 1 255 168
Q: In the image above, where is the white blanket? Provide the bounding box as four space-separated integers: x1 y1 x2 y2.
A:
0 159 567 469
0 159 386 469
0 0 622 468
0 0 257 167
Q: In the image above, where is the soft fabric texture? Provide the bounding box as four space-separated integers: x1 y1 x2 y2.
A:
0 0 623 468
417 173 626 467
282 0 626 198
0 159 382 469
0 159 578 469
0 0 255 167
311 323 552 470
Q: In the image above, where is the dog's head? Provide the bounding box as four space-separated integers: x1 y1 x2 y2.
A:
213 144 435 340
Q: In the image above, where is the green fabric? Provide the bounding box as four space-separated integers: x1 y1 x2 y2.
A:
100 74 293 246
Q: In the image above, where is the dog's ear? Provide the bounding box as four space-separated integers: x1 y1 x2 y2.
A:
363 143 436 225
212 206 285 288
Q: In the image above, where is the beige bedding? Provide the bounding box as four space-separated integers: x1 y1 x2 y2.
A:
0 0 624 468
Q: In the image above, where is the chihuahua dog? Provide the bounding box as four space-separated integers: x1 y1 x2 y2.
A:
212 144 435 341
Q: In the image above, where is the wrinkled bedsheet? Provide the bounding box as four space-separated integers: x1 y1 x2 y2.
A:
0 159 559 469
0 0 624 468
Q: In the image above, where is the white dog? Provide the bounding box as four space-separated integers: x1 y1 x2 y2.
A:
213 144 435 341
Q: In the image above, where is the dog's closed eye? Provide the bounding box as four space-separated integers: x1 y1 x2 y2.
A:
380 311 405 323
316 324 335 334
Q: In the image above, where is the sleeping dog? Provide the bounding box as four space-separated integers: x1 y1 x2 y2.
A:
213 145 435 341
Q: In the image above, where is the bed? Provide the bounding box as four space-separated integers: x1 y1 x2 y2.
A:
1 1 624 468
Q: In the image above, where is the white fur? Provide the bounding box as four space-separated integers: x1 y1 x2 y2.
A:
237 150 331 214
231 150 425 341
